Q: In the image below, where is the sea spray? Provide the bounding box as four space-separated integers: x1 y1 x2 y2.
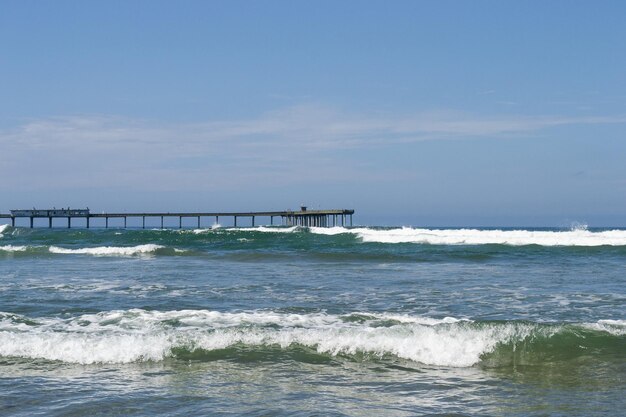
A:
0 224 10 238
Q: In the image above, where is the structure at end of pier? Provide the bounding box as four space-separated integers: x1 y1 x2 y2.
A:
1 207 355 229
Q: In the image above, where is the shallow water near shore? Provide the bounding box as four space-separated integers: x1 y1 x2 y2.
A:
1 224 624 416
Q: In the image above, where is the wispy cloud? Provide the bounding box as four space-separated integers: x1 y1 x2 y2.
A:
1 104 624 190
5 104 625 150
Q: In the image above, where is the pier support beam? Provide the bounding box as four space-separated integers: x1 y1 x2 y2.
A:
124 217 127 228
30 217 33 228
86 217 90 229
234 216 237 227
142 216 145 229
105 217 108 228
179 216 182 229
161 216 164 229
11 217 15 227
252 216 255 227
67 217 71 229
215 216 219 226
197 216 200 228
49 217 52 228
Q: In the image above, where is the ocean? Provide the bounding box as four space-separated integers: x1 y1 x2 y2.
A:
0 223 624 416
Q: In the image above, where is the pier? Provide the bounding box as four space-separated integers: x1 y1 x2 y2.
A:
0 207 354 229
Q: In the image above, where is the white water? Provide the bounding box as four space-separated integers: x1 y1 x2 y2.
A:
190 223 223 233
179 225 626 246
310 226 626 246
0 245 30 252
48 244 164 256
585 319 626 336
0 309 552 366
226 226 300 233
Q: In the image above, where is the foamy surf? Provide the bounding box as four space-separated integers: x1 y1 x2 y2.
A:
584 319 626 336
309 226 626 246
190 224 223 233
0 245 30 252
2 309 615 367
48 244 165 256
226 226 300 233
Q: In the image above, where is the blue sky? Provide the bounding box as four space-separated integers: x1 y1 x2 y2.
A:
1 0 625 226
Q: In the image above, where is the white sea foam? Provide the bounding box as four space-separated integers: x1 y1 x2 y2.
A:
309 226 626 246
0 309 541 366
0 245 30 252
585 319 626 336
231 226 300 233
308 226 350 235
190 224 223 234
190 225 299 234
0 224 10 238
48 244 164 256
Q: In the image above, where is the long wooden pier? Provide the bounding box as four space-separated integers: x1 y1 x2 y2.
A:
0 207 354 229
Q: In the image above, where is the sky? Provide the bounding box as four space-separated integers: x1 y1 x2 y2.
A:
1 0 625 226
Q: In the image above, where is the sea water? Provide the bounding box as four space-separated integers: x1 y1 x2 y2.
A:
0 223 624 416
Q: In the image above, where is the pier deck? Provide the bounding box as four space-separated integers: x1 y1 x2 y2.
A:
0 208 354 229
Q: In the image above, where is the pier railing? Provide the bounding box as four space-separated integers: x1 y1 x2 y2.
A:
0 208 354 229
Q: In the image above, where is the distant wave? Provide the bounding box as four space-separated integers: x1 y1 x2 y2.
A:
7 225 626 247
0 245 30 253
189 224 223 233
169 225 626 246
1 244 181 257
230 226 300 233
48 244 167 256
0 309 622 366
190 226 300 234
310 226 626 246
584 319 626 335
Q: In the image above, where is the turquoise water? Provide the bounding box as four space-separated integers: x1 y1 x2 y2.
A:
0 224 624 416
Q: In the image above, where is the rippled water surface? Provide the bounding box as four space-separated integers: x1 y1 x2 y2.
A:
1 224 624 416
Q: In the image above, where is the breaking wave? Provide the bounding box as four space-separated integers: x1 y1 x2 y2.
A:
190 226 300 234
0 310 622 366
309 226 626 246
0 245 31 253
48 244 169 256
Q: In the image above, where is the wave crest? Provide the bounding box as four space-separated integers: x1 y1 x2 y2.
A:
48 244 165 256
310 227 626 246
0 224 10 238
0 310 621 366
0 245 30 253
